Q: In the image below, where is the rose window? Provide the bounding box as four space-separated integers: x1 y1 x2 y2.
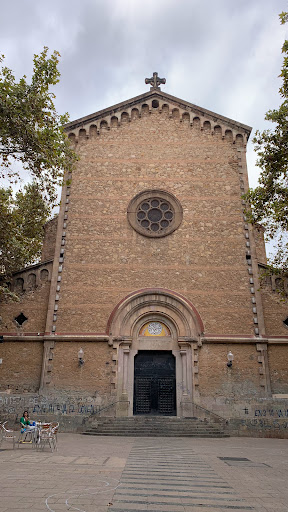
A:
127 189 183 238
137 198 174 233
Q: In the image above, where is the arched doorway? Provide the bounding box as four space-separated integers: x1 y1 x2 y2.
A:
107 288 204 418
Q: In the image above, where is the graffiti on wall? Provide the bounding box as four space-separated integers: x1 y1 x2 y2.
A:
241 418 288 430
240 407 288 430
0 394 103 416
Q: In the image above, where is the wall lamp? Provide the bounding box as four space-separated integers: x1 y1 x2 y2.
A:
227 351 234 368
78 347 84 367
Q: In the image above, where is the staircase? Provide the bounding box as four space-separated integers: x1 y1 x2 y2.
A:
83 416 229 438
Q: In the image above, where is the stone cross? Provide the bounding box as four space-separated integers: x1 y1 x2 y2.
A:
145 72 166 90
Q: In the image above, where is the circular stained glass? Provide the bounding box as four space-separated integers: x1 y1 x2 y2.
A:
127 190 183 238
148 322 163 335
148 209 162 222
136 197 175 234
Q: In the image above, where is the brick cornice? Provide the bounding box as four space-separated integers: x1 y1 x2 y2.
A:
64 89 252 137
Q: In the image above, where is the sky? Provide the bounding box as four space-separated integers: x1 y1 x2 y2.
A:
0 0 287 191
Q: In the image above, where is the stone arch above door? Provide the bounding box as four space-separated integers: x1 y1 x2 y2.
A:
107 288 204 341
108 289 203 418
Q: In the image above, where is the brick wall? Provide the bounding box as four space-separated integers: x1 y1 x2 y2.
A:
50 341 112 397
198 343 261 398
41 217 58 262
0 341 43 392
56 110 254 336
0 278 51 334
1 100 287 410
260 283 288 336
268 345 288 394
253 224 267 264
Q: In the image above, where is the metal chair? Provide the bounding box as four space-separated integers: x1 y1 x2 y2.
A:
0 421 17 449
50 423 59 451
18 426 36 447
37 423 54 452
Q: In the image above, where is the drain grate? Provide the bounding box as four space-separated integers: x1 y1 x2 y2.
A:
219 457 250 461
219 457 270 467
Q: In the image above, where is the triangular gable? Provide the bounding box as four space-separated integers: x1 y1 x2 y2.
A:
65 89 252 145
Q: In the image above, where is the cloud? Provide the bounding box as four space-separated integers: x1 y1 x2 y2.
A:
0 0 286 186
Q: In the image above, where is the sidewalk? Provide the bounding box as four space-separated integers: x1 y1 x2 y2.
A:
0 434 287 511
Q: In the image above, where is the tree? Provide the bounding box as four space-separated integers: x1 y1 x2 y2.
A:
0 47 77 204
245 12 288 275
0 47 77 299
0 183 50 299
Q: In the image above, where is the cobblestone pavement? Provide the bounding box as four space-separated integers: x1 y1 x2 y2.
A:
0 434 287 512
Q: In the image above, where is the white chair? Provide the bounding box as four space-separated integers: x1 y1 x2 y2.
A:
37 423 54 452
0 421 17 449
18 425 36 447
50 423 59 451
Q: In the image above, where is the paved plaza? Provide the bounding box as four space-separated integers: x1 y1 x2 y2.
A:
0 433 287 512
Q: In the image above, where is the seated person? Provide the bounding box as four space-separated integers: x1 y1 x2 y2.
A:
20 411 36 432
19 411 37 443
20 410 30 431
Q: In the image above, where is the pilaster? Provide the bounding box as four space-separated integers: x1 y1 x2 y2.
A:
256 343 271 395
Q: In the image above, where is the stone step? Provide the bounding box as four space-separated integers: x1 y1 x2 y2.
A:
83 430 229 437
83 416 229 438
85 424 223 429
89 420 223 427
92 418 216 425
85 430 226 436
87 425 222 431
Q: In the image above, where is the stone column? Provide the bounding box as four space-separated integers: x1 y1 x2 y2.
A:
122 346 130 394
178 341 193 417
180 349 188 395
116 340 131 417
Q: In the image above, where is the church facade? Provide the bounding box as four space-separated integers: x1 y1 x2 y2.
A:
1 74 288 435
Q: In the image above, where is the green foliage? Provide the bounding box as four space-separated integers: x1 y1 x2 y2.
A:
0 47 77 203
245 13 288 274
0 47 77 299
0 183 50 299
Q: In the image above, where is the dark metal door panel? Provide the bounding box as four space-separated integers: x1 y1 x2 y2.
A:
133 351 176 416
158 377 176 415
134 378 151 414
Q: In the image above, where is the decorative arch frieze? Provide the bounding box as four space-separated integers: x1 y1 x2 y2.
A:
65 94 249 146
10 261 52 294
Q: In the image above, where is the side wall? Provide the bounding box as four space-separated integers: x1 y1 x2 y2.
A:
0 266 52 335
260 279 288 337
